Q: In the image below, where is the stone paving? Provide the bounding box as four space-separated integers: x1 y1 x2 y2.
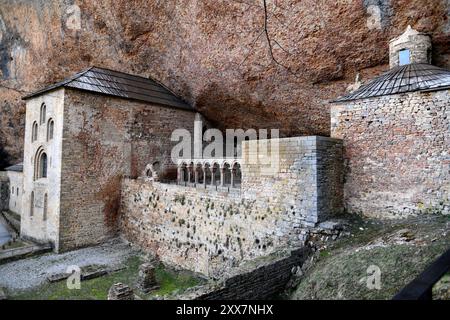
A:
0 238 136 292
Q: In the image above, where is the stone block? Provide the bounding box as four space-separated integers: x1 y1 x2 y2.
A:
108 283 134 300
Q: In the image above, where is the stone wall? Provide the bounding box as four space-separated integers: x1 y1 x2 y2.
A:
120 136 342 277
6 171 23 216
0 172 9 212
174 247 311 300
58 89 197 251
241 137 343 225
21 89 65 248
331 89 450 218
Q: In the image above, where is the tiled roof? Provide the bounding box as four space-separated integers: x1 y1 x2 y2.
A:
5 163 23 172
333 63 450 103
23 67 194 111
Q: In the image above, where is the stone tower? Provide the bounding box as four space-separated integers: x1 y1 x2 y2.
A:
389 25 432 68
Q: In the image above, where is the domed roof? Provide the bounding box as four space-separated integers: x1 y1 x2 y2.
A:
333 63 450 103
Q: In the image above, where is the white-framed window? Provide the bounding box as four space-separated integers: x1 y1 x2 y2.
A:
399 49 410 66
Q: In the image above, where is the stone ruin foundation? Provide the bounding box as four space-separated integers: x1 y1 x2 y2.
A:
107 283 134 300
136 263 160 293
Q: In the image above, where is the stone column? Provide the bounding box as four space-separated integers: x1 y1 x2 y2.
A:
220 167 225 187
187 166 192 184
211 168 216 186
194 167 199 185
202 167 207 188
177 166 181 184
107 283 134 300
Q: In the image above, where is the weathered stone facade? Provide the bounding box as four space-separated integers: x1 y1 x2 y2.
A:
0 172 9 212
331 89 450 218
120 136 343 277
174 247 311 300
21 87 197 251
6 170 22 216
21 88 65 248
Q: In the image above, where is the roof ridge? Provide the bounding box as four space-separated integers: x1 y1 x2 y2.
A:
64 66 96 86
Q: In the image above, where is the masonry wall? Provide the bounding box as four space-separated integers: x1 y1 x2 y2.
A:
241 137 343 225
0 172 9 212
331 89 450 218
7 171 23 216
120 136 342 277
21 89 65 248
175 247 311 300
58 89 196 251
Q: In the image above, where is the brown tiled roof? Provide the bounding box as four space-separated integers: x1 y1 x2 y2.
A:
23 66 194 111
332 63 450 103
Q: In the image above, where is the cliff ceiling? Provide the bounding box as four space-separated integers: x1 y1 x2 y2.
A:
0 0 449 168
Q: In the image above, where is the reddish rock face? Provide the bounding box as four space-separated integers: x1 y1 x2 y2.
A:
0 0 449 168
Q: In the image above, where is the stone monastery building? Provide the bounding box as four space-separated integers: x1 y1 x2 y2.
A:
1 26 449 277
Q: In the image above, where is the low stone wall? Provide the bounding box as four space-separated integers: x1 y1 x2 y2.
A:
120 136 342 277
173 247 311 300
1 211 20 234
331 90 450 218
0 243 52 264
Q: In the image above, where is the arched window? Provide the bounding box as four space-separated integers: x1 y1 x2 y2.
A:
40 153 48 178
43 194 48 221
30 191 34 217
34 148 48 180
40 103 46 124
32 122 38 142
16 187 19 196
47 119 54 141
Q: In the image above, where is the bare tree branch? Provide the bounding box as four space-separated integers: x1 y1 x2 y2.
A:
239 0 299 78
261 0 298 77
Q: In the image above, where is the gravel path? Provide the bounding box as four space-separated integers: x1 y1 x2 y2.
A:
0 238 137 291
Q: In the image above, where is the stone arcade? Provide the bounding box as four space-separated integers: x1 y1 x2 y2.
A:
1 26 449 277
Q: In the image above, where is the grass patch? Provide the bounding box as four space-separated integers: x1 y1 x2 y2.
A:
433 272 450 300
10 255 203 300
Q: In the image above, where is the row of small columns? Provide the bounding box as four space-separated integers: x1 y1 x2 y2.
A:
177 162 241 188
